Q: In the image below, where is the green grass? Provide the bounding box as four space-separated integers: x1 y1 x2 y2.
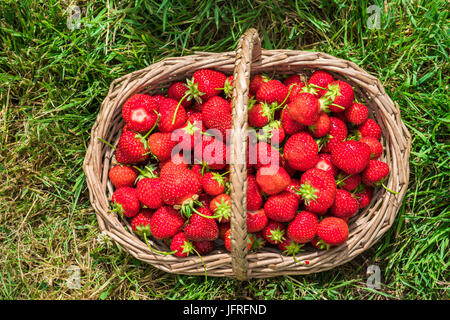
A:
0 0 448 300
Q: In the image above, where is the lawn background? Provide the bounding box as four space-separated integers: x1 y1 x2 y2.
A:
0 0 448 299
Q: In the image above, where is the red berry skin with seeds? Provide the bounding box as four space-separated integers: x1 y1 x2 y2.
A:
317 217 349 246
256 165 292 196
283 74 304 88
252 141 282 169
209 194 232 224
299 168 337 214
148 132 178 163
184 207 219 241
250 74 269 95
201 172 226 196
192 69 227 103
249 103 271 128
109 165 138 189
247 174 264 211
307 70 334 98
315 153 339 177
116 130 150 164
150 206 184 239
281 107 305 136
361 160 390 186
345 102 369 125
331 140 371 175
131 209 154 236
111 187 141 218
261 220 286 245
247 209 269 233
358 118 382 140
358 137 383 159
194 136 227 170
287 211 319 244
287 92 320 126
285 178 302 200
194 240 214 255
256 80 289 105
337 173 361 191
158 98 187 133
122 94 158 126
329 189 359 219
321 117 348 153
202 96 232 139
136 178 163 210
325 80 354 112
355 186 373 209
170 232 193 257
308 112 331 138
264 191 299 222
125 99 159 134
284 132 319 172
168 81 192 108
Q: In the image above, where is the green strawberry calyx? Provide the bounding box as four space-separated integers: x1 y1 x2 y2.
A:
295 182 318 206
134 163 159 181
142 234 177 256
314 238 331 251
185 78 205 104
211 197 231 223
268 227 286 244
282 241 304 256
223 78 233 99
135 224 152 237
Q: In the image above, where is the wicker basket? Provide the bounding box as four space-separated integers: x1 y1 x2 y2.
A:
83 29 411 280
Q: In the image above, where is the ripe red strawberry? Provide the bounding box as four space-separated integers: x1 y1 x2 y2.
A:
361 160 390 186
249 74 269 95
358 136 383 159
150 206 184 239
108 165 138 188
345 102 369 125
322 80 354 112
193 240 214 255
131 209 153 237
261 220 286 245
152 94 166 109
315 153 339 177
136 177 163 210
147 132 178 162
329 189 359 218
116 130 150 164
201 96 232 139
308 112 330 138
184 69 227 104
305 70 334 97
224 229 254 252
158 98 186 133
336 173 361 191
123 98 159 134
256 165 291 195
256 80 289 105
286 211 319 244
247 209 268 233
184 207 219 241
331 140 371 174
168 81 192 108
122 94 159 126
285 178 302 200
354 186 373 209
277 238 304 256
201 172 227 196
160 162 202 206
297 168 337 213
247 174 263 211
209 194 232 223
287 92 320 126
281 107 305 135
320 117 348 153
194 135 227 170
218 222 230 241
357 119 382 140
283 132 319 171
111 187 141 218
249 102 273 127
283 74 304 88
264 191 299 222
170 232 194 257
317 217 349 247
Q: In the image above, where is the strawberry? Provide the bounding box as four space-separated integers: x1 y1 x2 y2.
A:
122 94 159 128
111 187 141 218
354 185 373 209
287 92 320 126
315 153 339 177
286 211 319 244
193 240 214 255
357 119 382 140
170 232 194 257
256 80 289 105
251 141 282 169
287 83 307 103
148 132 178 162
201 172 227 196
322 80 354 112
297 168 337 214
247 209 268 233
184 207 219 241
194 135 227 170
306 70 334 98
168 81 192 108
331 140 371 174
285 178 302 200
160 162 202 206
281 107 305 136
223 75 234 99
152 94 166 109
317 217 349 248
319 117 348 153
249 74 269 95
283 132 319 171
150 206 184 239
201 96 232 139
224 229 254 252
256 165 291 195
308 112 330 138
108 165 138 189
283 74 304 88
345 102 369 125
158 98 186 133
361 160 390 186
264 191 299 222
131 209 153 237
249 102 272 127
259 121 285 145
247 174 263 211
277 238 304 256
336 173 361 191
209 194 232 223
136 177 163 210
116 130 150 164
182 69 227 105
261 220 286 245
358 136 383 159
329 189 359 218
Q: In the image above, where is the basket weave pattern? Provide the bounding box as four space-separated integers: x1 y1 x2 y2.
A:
83 29 411 280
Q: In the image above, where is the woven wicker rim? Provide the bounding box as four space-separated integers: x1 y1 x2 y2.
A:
83 29 411 280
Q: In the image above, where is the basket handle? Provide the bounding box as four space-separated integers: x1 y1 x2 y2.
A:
229 28 262 281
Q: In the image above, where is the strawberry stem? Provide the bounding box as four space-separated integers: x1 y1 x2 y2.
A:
381 183 399 194
143 234 177 255
172 94 188 125
97 137 116 151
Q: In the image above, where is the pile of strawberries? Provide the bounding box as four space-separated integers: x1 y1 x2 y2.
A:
107 68 390 260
